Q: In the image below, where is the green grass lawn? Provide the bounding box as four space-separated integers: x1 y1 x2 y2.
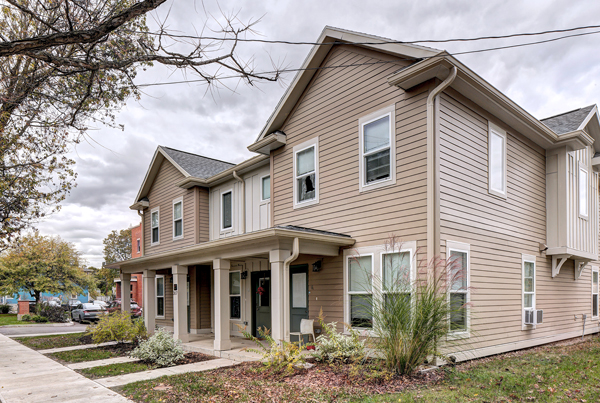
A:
118 337 600 403
48 347 124 363
14 332 86 350
79 361 152 379
0 314 33 326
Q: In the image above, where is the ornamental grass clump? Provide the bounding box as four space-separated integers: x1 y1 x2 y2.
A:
130 328 185 367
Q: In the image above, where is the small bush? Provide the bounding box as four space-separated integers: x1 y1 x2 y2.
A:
31 315 49 323
311 318 366 363
21 314 32 321
0 304 11 314
130 328 184 367
38 305 68 323
240 326 305 373
87 311 147 344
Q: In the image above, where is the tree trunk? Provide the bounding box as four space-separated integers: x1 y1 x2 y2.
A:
34 290 41 313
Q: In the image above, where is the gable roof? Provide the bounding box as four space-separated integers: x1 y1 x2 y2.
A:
161 147 234 179
541 105 596 135
251 26 442 145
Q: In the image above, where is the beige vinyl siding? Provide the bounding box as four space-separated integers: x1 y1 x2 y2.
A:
197 265 212 329
272 45 429 255
438 91 594 353
189 267 198 329
144 160 196 255
198 188 210 243
155 271 173 328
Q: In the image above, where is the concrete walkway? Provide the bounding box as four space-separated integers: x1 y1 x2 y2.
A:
95 358 239 387
0 334 131 403
39 341 118 354
68 356 140 370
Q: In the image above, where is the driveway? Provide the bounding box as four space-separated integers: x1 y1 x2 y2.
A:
0 323 88 336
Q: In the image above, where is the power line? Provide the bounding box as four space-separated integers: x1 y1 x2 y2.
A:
132 28 600 89
128 23 600 46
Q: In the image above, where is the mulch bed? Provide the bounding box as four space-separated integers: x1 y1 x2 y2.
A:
176 352 214 365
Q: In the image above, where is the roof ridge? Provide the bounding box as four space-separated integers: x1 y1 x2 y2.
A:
540 105 595 122
162 146 235 166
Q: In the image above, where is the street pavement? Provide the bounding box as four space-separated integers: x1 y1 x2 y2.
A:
0 333 131 402
0 323 87 336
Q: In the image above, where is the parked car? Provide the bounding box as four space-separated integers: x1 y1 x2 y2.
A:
92 300 108 309
71 303 105 323
106 300 142 318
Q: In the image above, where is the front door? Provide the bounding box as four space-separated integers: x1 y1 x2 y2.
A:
290 264 309 342
251 270 271 337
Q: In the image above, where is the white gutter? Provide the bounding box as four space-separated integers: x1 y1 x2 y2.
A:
137 210 144 257
283 237 300 341
426 66 457 264
232 170 245 234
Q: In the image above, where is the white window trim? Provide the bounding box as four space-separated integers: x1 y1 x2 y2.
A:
343 241 416 336
446 241 471 340
150 207 160 246
578 162 589 220
155 275 165 319
358 105 396 192
488 121 507 199
522 254 536 330
172 197 184 240
220 188 234 232
260 174 271 202
592 266 599 319
293 137 319 209
136 238 140 254
229 270 241 321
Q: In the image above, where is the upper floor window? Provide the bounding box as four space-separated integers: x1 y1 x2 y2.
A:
173 198 183 239
221 190 233 230
136 238 140 253
579 164 588 218
293 137 319 208
488 122 507 198
151 208 159 245
261 175 271 201
447 241 470 336
359 105 396 192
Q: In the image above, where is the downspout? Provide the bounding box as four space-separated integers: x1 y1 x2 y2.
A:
426 66 457 265
137 210 144 257
233 171 246 234
283 237 300 341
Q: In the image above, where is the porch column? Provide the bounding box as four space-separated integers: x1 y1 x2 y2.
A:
269 249 291 342
213 258 231 351
172 265 189 343
120 272 131 312
142 270 156 335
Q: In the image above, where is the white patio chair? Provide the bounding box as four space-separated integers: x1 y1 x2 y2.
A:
289 318 316 343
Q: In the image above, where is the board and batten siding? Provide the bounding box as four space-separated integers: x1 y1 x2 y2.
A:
144 159 197 255
272 45 429 249
438 91 595 356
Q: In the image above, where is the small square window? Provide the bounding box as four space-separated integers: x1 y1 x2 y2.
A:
261 176 270 201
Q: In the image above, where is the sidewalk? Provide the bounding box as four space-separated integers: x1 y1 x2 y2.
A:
0 334 131 403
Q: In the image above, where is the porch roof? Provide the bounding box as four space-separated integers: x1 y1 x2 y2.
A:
109 226 355 272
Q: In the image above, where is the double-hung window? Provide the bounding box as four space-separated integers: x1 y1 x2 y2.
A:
359 105 396 192
488 122 507 198
579 164 589 218
151 208 160 245
221 190 233 230
293 138 319 208
382 251 412 308
136 238 140 254
229 271 241 320
347 255 373 328
261 175 271 201
155 275 165 318
173 198 183 239
447 241 470 335
522 255 536 326
593 267 599 318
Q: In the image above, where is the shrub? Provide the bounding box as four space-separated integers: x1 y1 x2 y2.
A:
38 305 68 323
311 317 366 363
21 314 32 321
130 328 185 367
31 314 48 323
0 304 11 314
240 326 305 373
86 311 147 344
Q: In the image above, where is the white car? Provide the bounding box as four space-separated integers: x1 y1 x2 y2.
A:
92 300 108 308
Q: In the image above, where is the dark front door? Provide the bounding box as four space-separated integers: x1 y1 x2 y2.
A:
290 264 309 342
251 270 271 337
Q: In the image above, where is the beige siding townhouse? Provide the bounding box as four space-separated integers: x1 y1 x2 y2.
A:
110 27 600 361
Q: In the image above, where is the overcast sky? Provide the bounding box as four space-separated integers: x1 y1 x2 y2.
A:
35 0 600 267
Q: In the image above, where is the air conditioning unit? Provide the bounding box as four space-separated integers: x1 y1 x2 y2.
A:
524 309 543 325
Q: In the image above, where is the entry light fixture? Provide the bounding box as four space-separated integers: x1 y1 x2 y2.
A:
312 259 323 272
241 271 248 279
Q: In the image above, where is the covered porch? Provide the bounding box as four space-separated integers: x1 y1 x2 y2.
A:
115 226 354 352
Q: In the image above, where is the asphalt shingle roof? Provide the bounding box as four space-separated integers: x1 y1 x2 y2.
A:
540 105 595 135
162 147 234 179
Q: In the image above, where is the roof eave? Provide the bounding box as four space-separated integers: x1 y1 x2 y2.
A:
247 132 287 154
